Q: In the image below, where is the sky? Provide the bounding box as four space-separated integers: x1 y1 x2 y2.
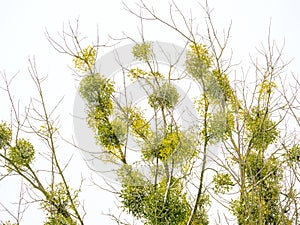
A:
0 0 300 224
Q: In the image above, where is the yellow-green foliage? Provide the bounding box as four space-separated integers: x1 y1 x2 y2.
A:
0 122 12 149
211 69 238 106
38 124 58 137
141 127 198 168
186 43 212 81
129 107 152 139
79 73 114 117
208 109 234 142
231 155 290 225
148 82 179 110
73 45 96 73
213 173 234 194
142 129 181 161
128 67 163 80
189 43 212 67
8 138 35 170
120 177 202 225
157 131 180 160
111 117 127 145
258 80 277 102
128 68 148 79
286 144 300 162
195 94 234 142
195 94 208 112
132 42 152 61
41 183 78 225
79 73 127 160
118 164 146 186
95 113 122 150
245 107 279 150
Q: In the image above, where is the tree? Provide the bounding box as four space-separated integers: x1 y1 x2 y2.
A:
0 1 299 224
0 60 84 225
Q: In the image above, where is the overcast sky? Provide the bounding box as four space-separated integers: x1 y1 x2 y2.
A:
0 0 299 224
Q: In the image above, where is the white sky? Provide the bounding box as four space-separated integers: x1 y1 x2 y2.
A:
0 0 299 224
